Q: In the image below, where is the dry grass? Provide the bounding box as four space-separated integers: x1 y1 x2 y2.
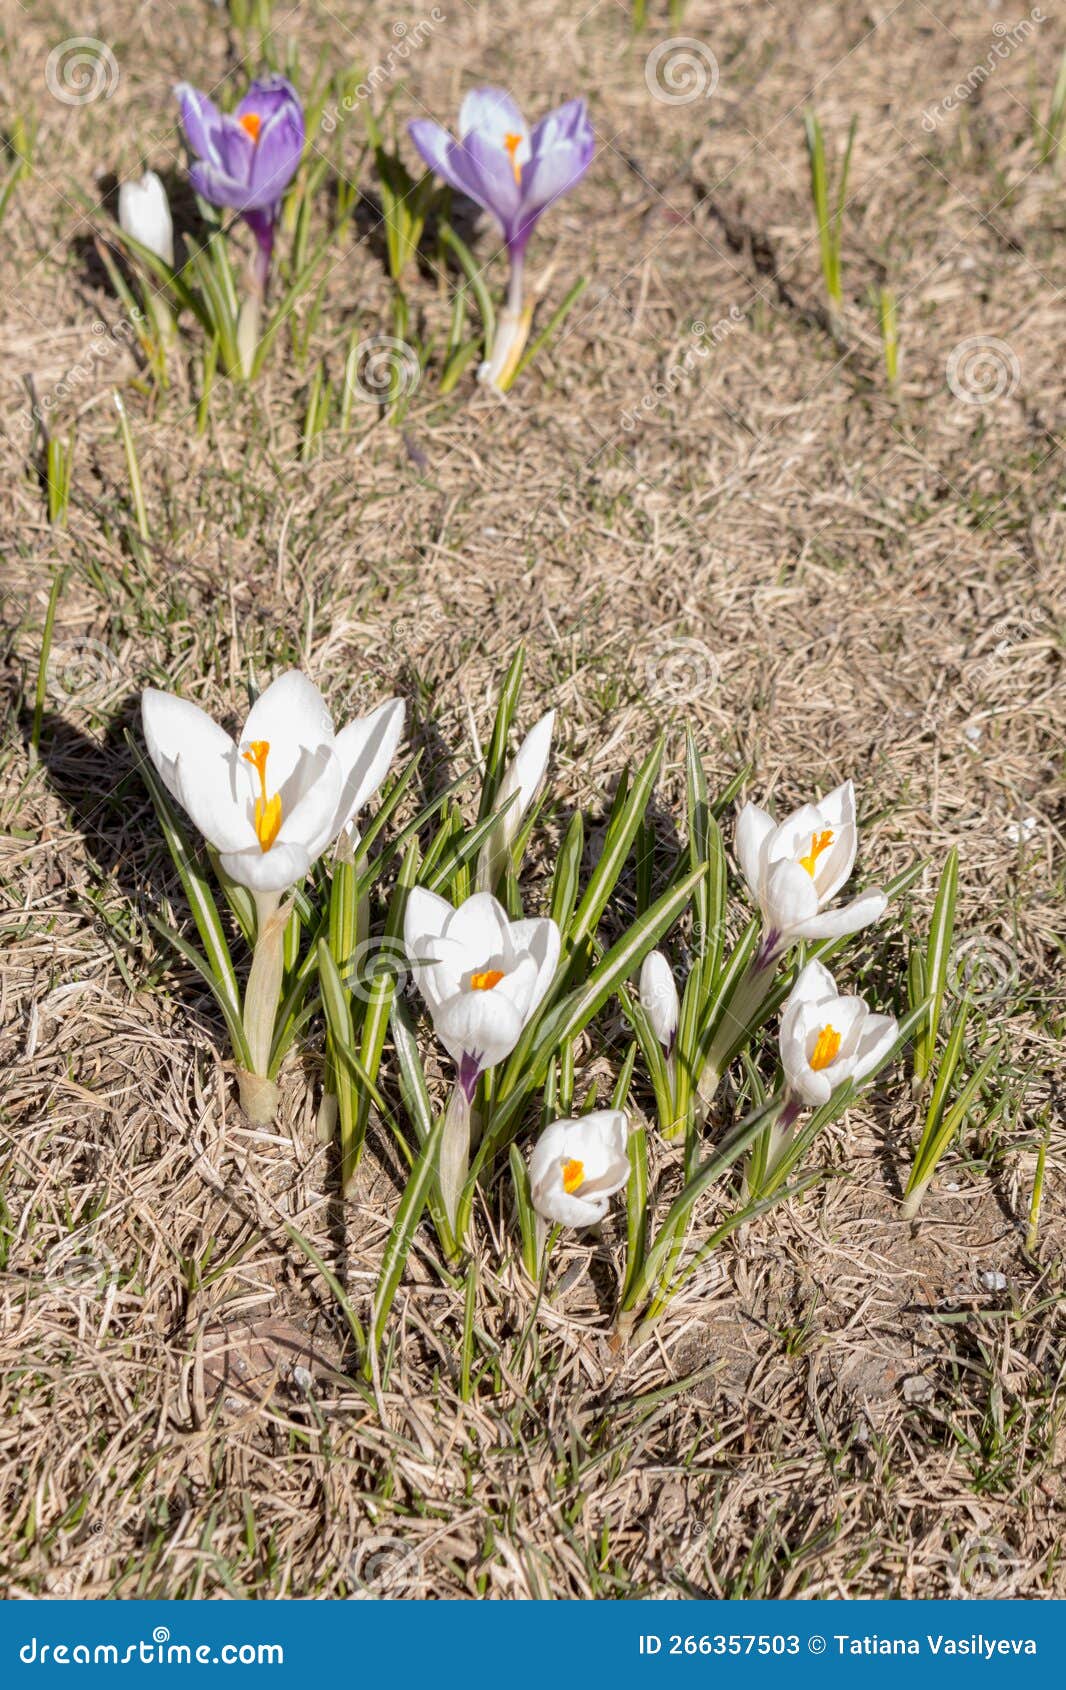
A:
1 0 1064 1599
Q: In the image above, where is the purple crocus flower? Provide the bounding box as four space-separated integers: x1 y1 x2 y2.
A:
175 75 305 293
409 88 594 388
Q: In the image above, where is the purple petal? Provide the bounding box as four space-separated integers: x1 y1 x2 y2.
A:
236 73 302 128
175 83 223 164
245 100 304 208
213 117 256 183
188 159 251 214
530 97 592 152
408 119 466 193
460 129 522 226
458 86 527 144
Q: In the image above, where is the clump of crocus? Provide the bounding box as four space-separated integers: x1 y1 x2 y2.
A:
118 171 174 266
142 671 403 1123
409 89 595 390
176 75 304 296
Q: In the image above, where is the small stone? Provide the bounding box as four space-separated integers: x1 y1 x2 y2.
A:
292 1364 314 1394
902 1373 934 1404
1005 816 1038 844
979 1270 1007 1292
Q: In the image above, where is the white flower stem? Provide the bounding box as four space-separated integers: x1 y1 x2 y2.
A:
237 889 287 1124
439 1082 472 1233
480 257 533 392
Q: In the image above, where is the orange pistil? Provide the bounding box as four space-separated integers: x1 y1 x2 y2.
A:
242 739 282 852
503 131 524 185
810 1024 841 1071
239 111 262 143
470 968 505 992
562 1158 584 1195
798 827 834 877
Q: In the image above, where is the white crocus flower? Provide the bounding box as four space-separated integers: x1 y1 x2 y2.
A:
779 960 898 1108
736 779 886 967
404 888 560 1098
119 170 174 265
141 672 405 897
528 1110 631 1229
142 671 403 1124
639 949 679 1055
476 709 555 892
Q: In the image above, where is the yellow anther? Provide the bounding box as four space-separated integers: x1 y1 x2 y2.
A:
242 739 282 853
562 1158 584 1195
810 1024 841 1071
503 131 524 185
470 968 505 991
239 112 262 143
799 828 834 877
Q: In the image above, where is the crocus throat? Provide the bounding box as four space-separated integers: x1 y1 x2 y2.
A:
239 112 262 143
562 1158 584 1195
242 739 282 852
799 828 834 876
470 968 504 991
503 132 524 185
810 1024 841 1071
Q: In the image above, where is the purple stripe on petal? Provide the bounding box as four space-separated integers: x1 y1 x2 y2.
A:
236 73 302 127
245 103 304 209
188 159 250 213
408 119 468 197
458 1051 481 1102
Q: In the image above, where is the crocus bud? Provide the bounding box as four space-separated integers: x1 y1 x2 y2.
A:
528 1110 630 1228
118 171 174 265
476 709 554 891
639 950 679 1055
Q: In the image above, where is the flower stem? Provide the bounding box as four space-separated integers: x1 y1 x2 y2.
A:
237 889 287 1123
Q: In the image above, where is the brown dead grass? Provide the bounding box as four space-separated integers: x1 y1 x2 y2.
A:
0 0 1064 1599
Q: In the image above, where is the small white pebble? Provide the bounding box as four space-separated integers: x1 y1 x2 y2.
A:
1005 815 1038 844
979 1271 1008 1292
964 724 982 746
292 1364 314 1394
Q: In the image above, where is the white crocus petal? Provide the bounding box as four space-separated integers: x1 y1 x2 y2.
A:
478 710 555 890
788 888 887 942
735 801 775 898
761 857 820 935
640 950 679 1051
241 670 334 791
435 984 526 1070
119 171 174 265
506 916 561 1018
142 688 249 852
528 1110 630 1229
851 1012 899 1083
331 697 405 843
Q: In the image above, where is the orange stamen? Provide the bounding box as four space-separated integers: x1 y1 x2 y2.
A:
798 828 834 877
810 1024 841 1071
562 1158 584 1195
470 968 505 991
239 112 262 143
242 739 282 852
503 131 524 185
